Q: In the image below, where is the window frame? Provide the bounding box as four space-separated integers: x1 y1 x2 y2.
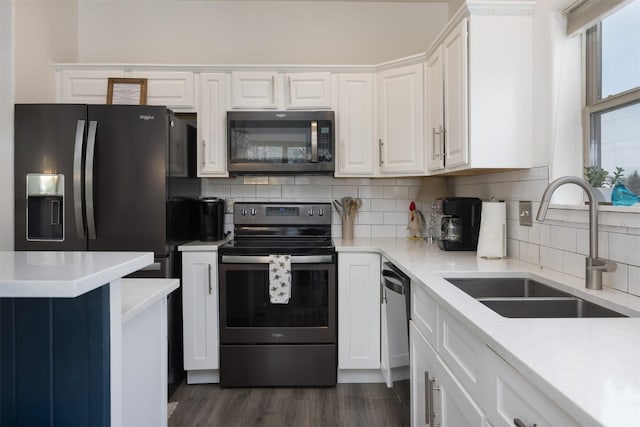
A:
583 18 640 170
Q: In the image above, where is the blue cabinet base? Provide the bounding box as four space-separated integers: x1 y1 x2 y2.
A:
1 285 111 427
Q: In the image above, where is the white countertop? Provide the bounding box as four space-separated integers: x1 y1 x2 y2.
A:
178 239 226 252
336 238 640 427
0 251 154 298
121 278 179 324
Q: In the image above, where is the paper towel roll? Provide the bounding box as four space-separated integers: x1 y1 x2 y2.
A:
477 201 507 259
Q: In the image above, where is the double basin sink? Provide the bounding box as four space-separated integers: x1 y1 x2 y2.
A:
444 277 627 318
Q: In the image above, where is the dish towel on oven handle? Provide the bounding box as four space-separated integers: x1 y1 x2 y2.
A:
268 254 291 304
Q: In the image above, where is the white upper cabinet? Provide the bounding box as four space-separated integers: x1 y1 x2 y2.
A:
128 71 195 110
198 73 228 177
230 71 278 109
425 4 534 174
59 69 195 110
377 63 425 175
284 72 332 109
59 69 125 104
335 74 375 176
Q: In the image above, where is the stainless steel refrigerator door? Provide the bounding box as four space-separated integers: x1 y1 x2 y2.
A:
14 104 89 251
86 105 168 255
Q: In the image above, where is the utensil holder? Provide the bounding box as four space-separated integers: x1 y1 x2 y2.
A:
342 216 354 240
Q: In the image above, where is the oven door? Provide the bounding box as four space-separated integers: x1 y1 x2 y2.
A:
219 254 337 344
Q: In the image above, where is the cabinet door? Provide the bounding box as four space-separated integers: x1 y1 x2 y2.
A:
411 322 486 427
338 253 381 369
377 63 425 175
285 72 332 109
230 71 278 109
425 47 445 172
442 18 469 169
128 71 195 110
59 69 124 104
336 74 375 176
182 252 219 371
198 73 228 177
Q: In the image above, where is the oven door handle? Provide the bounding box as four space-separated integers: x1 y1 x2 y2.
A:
221 255 333 264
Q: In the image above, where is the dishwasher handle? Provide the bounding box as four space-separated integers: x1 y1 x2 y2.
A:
381 262 410 295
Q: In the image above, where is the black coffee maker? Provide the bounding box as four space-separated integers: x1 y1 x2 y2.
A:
436 197 482 251
199 197 225 241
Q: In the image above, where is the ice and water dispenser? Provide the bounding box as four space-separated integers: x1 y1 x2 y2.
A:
26 174 65 241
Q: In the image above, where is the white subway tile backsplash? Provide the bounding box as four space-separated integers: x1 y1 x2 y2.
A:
550 225 577 252
268 176 295 185
383 186 409 199
519 242 540 265
603 263 628 292
358 186 384 199
507 238 520 259
372 225 396 238
540 246 563 271
353 224 371 238
538 223 551 246
230 185 256 198
629 265 640 296
371 199 397 211
384 212 409 225
357 211 384 225
608 232 640 266
332 186 359 199
563 251 585 279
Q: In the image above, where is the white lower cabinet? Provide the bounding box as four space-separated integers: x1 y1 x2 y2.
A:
411 321 486 427
338 253 381 372
181 251 219 383
483 349 580 427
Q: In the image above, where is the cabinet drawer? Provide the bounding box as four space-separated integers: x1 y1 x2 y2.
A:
411 284 438 349
438 307 485 399
484 349 580 427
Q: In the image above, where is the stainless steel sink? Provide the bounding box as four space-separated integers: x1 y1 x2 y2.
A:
478 297 626 318
444 277 627 318
445 277 571 299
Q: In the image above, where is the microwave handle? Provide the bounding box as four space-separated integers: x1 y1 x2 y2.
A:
311 120 318 163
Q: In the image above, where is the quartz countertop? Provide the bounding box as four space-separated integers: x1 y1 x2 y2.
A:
121 278 179 324
0 251 154 298
178 239 227 252
336 238 640 427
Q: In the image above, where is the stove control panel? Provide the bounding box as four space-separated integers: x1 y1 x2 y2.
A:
234 202 332 225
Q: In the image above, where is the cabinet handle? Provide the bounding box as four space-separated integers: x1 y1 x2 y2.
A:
201 139 206 167
378 139 384 166
432 126 442 159
341 139 345 169
288 76 292 105
424 371 430 425
513 419 537 427
207 263 212 294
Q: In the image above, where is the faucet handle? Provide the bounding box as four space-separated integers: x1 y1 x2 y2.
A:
587 257 617 273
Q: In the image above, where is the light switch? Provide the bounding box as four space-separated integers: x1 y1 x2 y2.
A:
519 201 532 226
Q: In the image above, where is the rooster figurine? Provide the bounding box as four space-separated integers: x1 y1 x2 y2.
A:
407 201 425 240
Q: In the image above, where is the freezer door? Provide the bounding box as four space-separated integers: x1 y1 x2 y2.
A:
14 104 89 251
87 105 169 255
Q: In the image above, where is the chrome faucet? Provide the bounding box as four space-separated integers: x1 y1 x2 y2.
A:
536 176 616 290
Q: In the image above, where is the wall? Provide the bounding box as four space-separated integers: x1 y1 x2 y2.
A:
201 176 423 239
450 167 640 296
14 0 78 102
0 1 14 250
77 1 448 65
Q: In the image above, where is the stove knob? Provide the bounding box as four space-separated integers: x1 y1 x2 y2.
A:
307 208 314 216
251 208 257 216
240 208 248 216
318 208 325 216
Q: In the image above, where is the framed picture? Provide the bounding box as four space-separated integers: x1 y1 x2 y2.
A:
107 78 148 105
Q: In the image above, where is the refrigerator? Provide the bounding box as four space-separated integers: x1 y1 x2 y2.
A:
14 103 200 397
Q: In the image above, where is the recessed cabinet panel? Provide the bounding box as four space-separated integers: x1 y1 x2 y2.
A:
425 47 446 172
198 73 228 177
285 72 332 109
377 64 425 175
336 74 375 176
411 282 438 349
182 252 219 371
60 69 124 104
338 253 381 369
128 71 195 110
231 71 278 109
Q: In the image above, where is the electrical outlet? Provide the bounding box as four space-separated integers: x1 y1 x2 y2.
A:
519 201 532 226
226 198 235 214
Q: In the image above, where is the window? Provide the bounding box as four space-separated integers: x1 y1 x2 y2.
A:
585 0 640 194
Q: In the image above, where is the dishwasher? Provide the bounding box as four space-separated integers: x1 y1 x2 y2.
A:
380 259 411 388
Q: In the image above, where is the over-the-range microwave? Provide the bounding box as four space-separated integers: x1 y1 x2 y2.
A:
227 110 334 175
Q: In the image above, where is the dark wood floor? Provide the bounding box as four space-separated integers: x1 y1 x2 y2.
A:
168 380 410 427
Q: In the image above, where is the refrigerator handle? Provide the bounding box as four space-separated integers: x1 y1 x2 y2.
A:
73 120 86 239
85 121 98 240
